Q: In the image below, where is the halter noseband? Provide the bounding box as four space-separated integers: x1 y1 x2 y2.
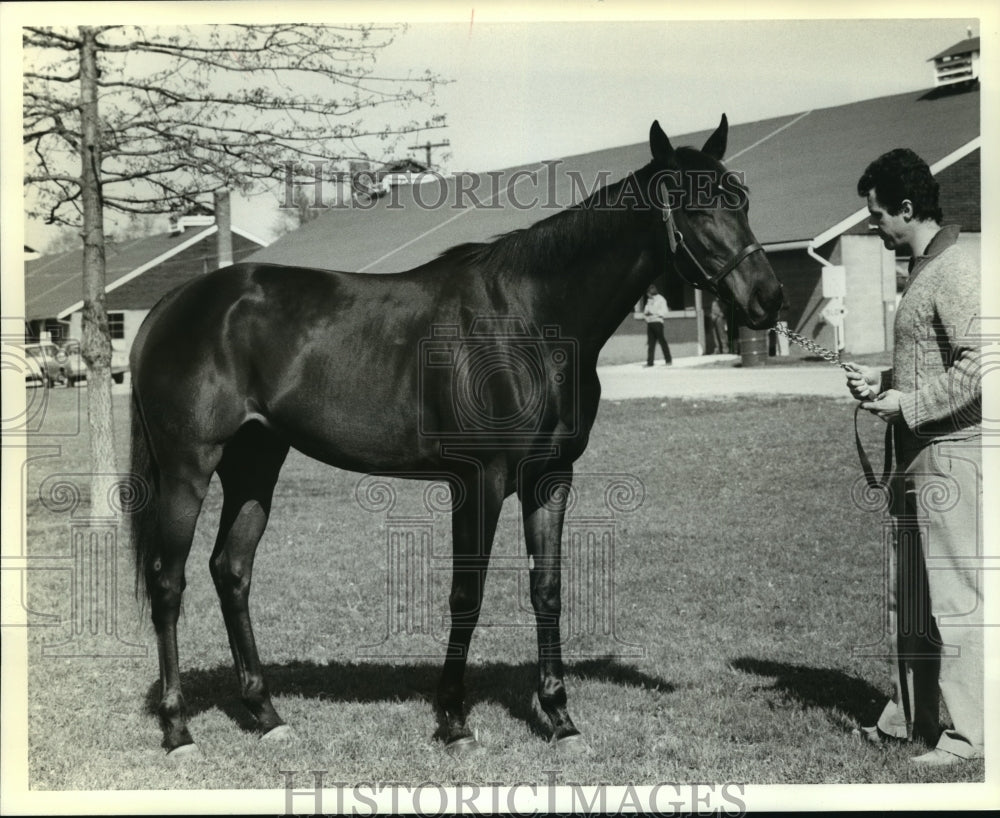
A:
660 188 765 294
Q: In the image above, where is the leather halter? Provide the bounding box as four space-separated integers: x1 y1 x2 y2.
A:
660 190 765 294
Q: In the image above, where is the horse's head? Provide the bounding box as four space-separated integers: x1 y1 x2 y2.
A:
649 116 782 329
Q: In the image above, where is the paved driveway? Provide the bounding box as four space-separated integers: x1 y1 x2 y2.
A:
110 355 855 401
597 355 854 402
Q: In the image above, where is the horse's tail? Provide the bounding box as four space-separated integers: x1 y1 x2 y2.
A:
129 390 159 607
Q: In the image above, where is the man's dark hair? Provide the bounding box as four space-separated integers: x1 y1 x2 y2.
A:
857 148 943 223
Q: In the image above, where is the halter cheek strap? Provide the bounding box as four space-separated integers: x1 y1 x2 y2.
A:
661 194 765 292
663 201 682 255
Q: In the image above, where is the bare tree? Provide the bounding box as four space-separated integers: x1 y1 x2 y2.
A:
24 24 447 511
271 186 328 238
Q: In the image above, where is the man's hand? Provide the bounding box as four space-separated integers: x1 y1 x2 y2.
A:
843 363 880 400
861 389 903 422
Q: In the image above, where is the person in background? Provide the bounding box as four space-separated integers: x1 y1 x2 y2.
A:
844 148 982 767
708 297 729 355
644 285 672 366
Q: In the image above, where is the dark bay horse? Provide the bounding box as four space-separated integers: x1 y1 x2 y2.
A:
130 116 782 757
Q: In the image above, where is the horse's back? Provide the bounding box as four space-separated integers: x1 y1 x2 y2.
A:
133 262 369 370
130 259 595 475
130 263 448 471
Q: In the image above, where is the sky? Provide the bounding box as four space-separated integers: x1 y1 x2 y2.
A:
387 17 981 172
6 3 994 249
230 12 987 241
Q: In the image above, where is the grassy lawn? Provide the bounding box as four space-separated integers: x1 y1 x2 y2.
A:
19 386 984 790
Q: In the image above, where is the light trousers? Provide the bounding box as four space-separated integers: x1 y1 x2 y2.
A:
876 439 984 758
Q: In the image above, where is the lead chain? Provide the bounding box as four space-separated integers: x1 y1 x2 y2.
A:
771 323 848 369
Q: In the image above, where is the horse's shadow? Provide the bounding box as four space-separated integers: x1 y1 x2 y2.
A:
729 656 886 729
143 657 675 743
144 656 887 743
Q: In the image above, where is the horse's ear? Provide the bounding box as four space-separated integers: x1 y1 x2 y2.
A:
701 114 728 160
649 120 675 163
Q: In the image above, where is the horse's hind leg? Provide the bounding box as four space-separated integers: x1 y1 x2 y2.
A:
209 422 289 737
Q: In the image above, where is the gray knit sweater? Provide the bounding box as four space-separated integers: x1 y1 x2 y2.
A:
881 225 982 464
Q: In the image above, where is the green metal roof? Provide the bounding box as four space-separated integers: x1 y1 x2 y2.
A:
24 228 266 320
249 86 980 273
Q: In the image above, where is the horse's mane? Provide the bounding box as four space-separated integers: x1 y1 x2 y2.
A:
433 166 656 278
432 147 722 280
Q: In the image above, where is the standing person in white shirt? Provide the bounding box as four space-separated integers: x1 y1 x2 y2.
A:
643 285 672 366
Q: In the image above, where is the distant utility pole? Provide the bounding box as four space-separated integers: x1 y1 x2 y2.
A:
214 189 233 269
409 139 450 169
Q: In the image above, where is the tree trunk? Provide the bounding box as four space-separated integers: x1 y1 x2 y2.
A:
79 26 117 517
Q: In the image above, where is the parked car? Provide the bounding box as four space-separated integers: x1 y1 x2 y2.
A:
22 341 128 387
60 341 129 385
23 342 67 388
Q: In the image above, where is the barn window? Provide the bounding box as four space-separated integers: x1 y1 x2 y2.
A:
43 318 66 341
108 312 125 340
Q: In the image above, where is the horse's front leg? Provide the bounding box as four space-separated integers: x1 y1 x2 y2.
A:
437 463 504 755
518 465 586 753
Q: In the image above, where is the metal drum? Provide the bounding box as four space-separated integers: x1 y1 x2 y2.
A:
738 326 769 367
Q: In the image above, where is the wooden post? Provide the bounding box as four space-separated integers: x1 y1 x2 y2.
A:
214 189 234 269
694 288 706 356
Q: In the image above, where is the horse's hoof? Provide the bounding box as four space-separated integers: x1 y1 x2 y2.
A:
445 735 483 758
262 724 295 742
166 742 201 761
552 733 590 756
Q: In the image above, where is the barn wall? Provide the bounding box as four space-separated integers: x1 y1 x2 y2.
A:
766 248 829 355
608 311 700 360
937 148 980 232
67 307 145 356
834 234 894 355
121 310 147 357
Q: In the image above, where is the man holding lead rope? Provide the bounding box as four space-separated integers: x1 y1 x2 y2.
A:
844 148 983 766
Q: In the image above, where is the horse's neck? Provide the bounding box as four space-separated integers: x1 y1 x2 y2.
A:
585 248 664 353
559 191 665 350
489 166 666 352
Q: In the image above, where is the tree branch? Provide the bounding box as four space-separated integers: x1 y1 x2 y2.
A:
23 27 80 49
26 23 449 232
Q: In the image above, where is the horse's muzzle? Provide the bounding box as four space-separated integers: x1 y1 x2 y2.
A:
742 283 784 330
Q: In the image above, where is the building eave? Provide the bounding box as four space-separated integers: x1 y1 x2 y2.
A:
809 135 981 253
56 226 216 319
51 225 269 320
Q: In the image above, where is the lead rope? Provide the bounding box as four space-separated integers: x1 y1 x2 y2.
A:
771 323 893 493
662 197 893 491
773 323 905 732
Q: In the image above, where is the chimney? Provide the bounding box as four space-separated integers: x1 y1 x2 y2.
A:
214 189 234 269
169 208 214 235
